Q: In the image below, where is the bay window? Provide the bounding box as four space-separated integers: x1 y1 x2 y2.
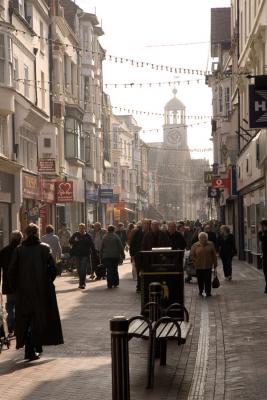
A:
65 118 85 161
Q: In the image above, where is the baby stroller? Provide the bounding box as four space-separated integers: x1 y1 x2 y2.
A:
0 295 10 353
184 250 196 283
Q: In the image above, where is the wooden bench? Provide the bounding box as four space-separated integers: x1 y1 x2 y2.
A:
128 302 191 388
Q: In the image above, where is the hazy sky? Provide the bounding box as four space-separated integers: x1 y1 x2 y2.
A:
76 0 231 162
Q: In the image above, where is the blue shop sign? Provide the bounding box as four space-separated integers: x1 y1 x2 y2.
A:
99 188 113 203
86 185 99 201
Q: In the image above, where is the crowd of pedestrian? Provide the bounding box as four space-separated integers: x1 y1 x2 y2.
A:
2 215 267 363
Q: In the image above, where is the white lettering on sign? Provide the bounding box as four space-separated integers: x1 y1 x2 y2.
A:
255 101 267 112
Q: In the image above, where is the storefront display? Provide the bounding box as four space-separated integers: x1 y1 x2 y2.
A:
243 187 265 267
0 171 15 249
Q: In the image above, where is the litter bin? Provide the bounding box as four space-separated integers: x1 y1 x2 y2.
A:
140 249 184 317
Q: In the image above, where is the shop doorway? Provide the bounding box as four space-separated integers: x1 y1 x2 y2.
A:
0 203 11 250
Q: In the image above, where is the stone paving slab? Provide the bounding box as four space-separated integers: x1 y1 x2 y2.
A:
0 259 198 400
1 257 267 400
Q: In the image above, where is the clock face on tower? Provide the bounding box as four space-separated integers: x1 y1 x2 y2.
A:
166 129 181 147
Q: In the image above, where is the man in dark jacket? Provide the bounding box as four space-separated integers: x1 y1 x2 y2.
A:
141 220 170 250
69 223 96 289
167 221 187 250
8 223 63 361
115 222 127 249
100 225 124 289
0 230 23 334
204 224 218 250
259 219 267 293
218 225 237 280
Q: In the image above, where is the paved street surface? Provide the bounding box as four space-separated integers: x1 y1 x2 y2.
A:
1 256 267 400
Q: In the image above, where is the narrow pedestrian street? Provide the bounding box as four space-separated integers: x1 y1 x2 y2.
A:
1 256 267 400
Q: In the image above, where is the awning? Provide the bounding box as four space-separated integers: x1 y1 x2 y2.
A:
124 207 135 213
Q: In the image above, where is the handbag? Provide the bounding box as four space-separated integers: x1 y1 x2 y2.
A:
212 270 220 289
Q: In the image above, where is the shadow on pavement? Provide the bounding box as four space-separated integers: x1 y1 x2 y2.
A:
0 358 56 376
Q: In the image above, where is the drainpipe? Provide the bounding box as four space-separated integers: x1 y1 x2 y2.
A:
33 48 38 106
236 0 245 260
48 12 53 123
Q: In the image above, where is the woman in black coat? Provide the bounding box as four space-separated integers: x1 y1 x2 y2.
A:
8 223 63 361
218 225 236 280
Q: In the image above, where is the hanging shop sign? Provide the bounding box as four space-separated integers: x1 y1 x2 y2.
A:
99 187 113 203
110 194 120 203
204 171 213 184
38 158 56 173
55 180 74 203
249 76 267 128
211 175 230 189
40 178 56 204
86 183 99 201
22 173 39 199
208 187 220 198
27 206 39 222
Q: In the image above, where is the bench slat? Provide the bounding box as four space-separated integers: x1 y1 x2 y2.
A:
156 322 176 339
128 320 150 338
180 321 191 343
155 321 191 341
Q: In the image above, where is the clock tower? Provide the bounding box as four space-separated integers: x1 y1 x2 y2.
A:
163 89 187 149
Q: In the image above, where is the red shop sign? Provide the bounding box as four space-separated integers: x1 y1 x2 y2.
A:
55 180 74 203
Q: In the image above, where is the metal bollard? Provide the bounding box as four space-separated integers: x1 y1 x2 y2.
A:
149 282 162 321
110 316 130 400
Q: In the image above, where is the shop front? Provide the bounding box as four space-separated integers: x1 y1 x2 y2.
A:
55 179 84 233
39 178 56 235
242 183 265 268
85 182 99 228
99 186 113 227
21 172 40 233
0 170 15 249
237 139 265 267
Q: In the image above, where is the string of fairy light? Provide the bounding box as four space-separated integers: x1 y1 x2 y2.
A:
9 24 214 156
8 26 248 78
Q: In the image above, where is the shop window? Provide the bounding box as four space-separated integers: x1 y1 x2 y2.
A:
65 118 85 161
